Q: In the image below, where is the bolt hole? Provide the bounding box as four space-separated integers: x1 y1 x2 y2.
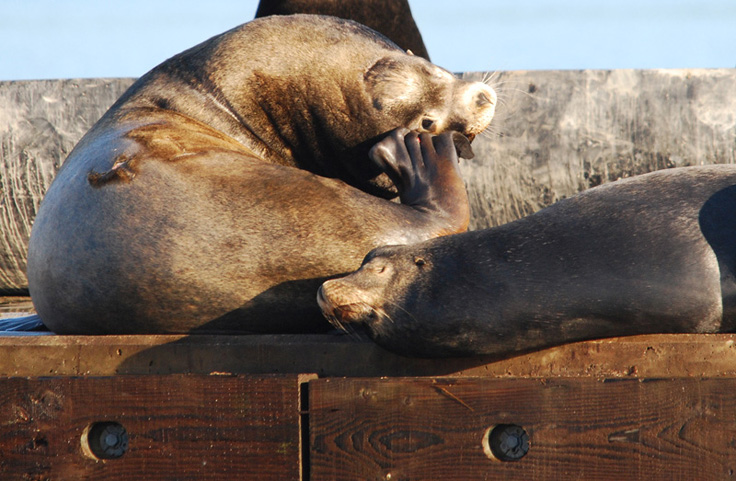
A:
81 421 129 460
482 424 529 462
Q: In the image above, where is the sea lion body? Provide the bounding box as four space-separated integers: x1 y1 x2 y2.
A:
318 165 736 357
27 15 496 334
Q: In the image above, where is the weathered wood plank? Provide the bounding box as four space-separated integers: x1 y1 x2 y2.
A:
461 69 736 229
0 374 307 480
0 295 34 318
1 333 736 378
0 79 135 292
309 377 736 480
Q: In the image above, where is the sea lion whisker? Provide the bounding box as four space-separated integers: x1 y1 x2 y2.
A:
327 314 346 332
493 85 545 103
347 324 369 341
482 71 502 87
379 299 419 325
328 311 367 341
479 127 503 140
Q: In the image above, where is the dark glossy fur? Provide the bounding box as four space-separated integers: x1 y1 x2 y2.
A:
319 165 736 357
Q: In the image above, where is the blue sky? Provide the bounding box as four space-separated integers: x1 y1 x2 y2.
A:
2 0 735 80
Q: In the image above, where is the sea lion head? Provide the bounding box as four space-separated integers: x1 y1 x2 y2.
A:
317 245 410 336
358 52 496 195
175 14 497 198
318 240 489 357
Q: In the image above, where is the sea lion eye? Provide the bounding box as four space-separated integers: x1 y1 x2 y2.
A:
368 262 387 274
420 118 436 132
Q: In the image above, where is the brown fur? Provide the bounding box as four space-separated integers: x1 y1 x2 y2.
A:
27 15 495 334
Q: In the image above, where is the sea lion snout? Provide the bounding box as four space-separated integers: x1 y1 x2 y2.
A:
318 255 397 329
317 278 377 329
456 81 497 138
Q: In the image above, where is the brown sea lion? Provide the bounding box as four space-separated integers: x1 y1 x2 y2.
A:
255 0 430 60
318 165 736 358
27 15 496 334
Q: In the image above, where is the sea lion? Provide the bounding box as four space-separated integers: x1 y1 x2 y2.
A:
27 15 496 334
318 165 736 358
255 0 430 61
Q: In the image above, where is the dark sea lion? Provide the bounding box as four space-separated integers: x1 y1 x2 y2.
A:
318 165 736 358
255 0 430 60
27 15 496 334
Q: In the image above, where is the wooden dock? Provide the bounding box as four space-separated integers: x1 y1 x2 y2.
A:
2 333 736 480
2 70 736 478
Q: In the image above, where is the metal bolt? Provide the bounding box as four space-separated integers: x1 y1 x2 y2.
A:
489 424 529 461
87 422 129 459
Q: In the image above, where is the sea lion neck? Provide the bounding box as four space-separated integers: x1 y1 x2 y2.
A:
202 18 397 178
119 16 395 180
233 68 378 176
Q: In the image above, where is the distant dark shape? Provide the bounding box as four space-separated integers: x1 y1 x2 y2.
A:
255 0 430 60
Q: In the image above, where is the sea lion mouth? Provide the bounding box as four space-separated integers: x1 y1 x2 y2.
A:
317 282 379 328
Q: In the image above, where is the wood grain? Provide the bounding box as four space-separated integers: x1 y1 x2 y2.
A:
309 377 736 480
0 78 135 292
461 69 736 230
2 333 736 379
0 374 307 480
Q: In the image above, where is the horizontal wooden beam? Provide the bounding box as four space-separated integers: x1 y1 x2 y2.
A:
309 377 736 480
4 372 736 479
1 333 735 378
0 374 309 480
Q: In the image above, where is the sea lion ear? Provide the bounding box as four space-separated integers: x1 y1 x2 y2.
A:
364 57 420 111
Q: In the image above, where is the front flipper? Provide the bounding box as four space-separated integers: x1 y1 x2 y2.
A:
369 128 470 235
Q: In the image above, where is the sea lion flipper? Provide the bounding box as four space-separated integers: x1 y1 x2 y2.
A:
368 127 413 191
369 127 469 232
450 131 474 160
